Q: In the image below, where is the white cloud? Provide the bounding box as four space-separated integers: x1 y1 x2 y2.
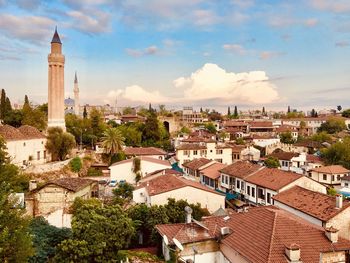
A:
192 9 220 26
107 63 280 105
0 14 54 44
223 44 247 55
66 9 111 34
125 45 159 57
309 0 350 13
174 63 280 104
260 51 285 60
108 85 171 104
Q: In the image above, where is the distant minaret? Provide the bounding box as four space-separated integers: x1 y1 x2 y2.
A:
48 27 65 130
74 71 80 116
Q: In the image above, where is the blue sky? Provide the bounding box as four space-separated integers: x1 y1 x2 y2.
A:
1 0 350 111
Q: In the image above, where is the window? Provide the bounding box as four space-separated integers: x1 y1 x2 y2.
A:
23 142 26 146
184 150 189 156
252 187 255 197
37 151 40 160
216 149 223 154
193 150 198 155
221 175 225 183
332 175 335 181
337 175 341 181
346 183 349 187
44 151 47 159
236 180 240 189
308 172 312 177
215 159 223 163
267 192 271 204
323 174 327 180
258 188 265 199
225 176 228 185
241 181 245 190
247 186 250 196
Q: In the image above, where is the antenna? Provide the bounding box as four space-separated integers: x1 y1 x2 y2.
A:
173 238 184 251
163 235 169 246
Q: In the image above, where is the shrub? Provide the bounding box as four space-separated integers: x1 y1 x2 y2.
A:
87 167 103 177
69 157 82 173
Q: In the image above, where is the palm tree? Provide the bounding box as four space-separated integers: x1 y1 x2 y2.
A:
101 128 125 156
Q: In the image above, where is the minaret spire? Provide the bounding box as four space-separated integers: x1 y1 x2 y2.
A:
74 71 78 84
74 71 80 116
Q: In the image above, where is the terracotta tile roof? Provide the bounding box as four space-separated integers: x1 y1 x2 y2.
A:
245 168 302 191
33 177 96 193
0 125 25 140
182 158 212 170
269 151 299 161
0 125 45 141
181 137 216 143
124 147 166 156
306 154 323 163
219 161 263 179
176 143 207 150
200 163 227 179
294 140 323 148
275 124 298 133
156 206 350 262
17 125 45 139
312 165 350 174
249 121 273 128
137 175 224 196
229 144 246 153
273 186 350 221
109 156 171 167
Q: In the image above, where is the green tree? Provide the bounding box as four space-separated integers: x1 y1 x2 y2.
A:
235 137 245 145
321 137 350 169
122 107 134 115
337 105 342 112
0 89 6 119
55 199 134 262
233 106 238 118
69 157 82 173
310 131 332 143
22 108 47 131
204 122 217 134
342 109 350 118
287 105 291 113
5 97 12 113
227 106 231 116
0 137 34 261
83 106 88 119
90 108 106 139
3 109 23 127
101 128 125 159
117 124 142 146
318 118 346 134
29 217 71 263
45 127 76 161
262 106 266 115
113 182 135 205
264 156 280 168
142 112 161 144
327 187 337 196
279 132 295 144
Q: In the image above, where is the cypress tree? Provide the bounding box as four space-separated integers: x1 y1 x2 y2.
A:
287 105 291 113
5 97 12 113
227 106 231 116
234 106 238 117
83 106 88 119
0 89 6 119
262 106 265 115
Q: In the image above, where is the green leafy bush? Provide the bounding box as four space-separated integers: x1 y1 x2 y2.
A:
69 157 82 173
87 167 103 177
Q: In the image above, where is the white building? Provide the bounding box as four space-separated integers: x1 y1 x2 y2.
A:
109 157 172 184
0 125 48 167
310 165 350 186
124 146 167 160
133 174 225 213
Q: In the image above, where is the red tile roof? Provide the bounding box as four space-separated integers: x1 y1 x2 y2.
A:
182 158 212 170
124 147 166 156
248 121 273 128
219 161 263 179
273 186 350 221
33 177 96 193
156 206 350 262
200 163 227 179
269 151 299 161
306 154 323 163
245 168 302 191
0 125 45 141
312 165 350 174
176 143 207 150
137 175 223 196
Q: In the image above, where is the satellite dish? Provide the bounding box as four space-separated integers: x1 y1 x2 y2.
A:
173 238 184 251
184 206 193 214
163 235 169 246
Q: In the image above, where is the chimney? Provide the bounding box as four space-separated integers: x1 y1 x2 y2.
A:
336 194 343 209
29 180 37 191
184 206 193 224
325 226 338 243
285 243 301 262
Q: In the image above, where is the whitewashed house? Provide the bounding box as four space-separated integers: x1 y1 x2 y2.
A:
124 146 167 160
0 125 48 167
310 165 350 186
133 174 225 213
109 157 172 184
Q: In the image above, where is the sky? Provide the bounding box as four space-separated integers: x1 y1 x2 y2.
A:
1 0 350 112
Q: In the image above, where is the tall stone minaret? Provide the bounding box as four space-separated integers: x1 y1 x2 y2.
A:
74 71 79 116
48 27 65 131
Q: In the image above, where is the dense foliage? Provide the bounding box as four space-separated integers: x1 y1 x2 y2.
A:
321 137 350 169
45 127 76 161
318 118 346 134
264 156 280 168
69 157 82 172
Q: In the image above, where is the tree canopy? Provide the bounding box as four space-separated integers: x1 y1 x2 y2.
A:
318 118 346 134
45 127 76 161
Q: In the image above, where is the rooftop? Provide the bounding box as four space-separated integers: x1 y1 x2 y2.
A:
176 143 207 150
245 168 302 191
137 174 223 196
156 206 350 262
312 165 350 174
33 177 95 193
182 158 212 170
273 185 350 221
124 147 166 156
200 162 227 179
109 156 171 167
0 124 45 141
269 151 299 161
219 161 262 179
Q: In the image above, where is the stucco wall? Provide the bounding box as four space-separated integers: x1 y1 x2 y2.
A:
149 186 225 213
6 138 47 166
220 243 249 263
326 207 350 240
